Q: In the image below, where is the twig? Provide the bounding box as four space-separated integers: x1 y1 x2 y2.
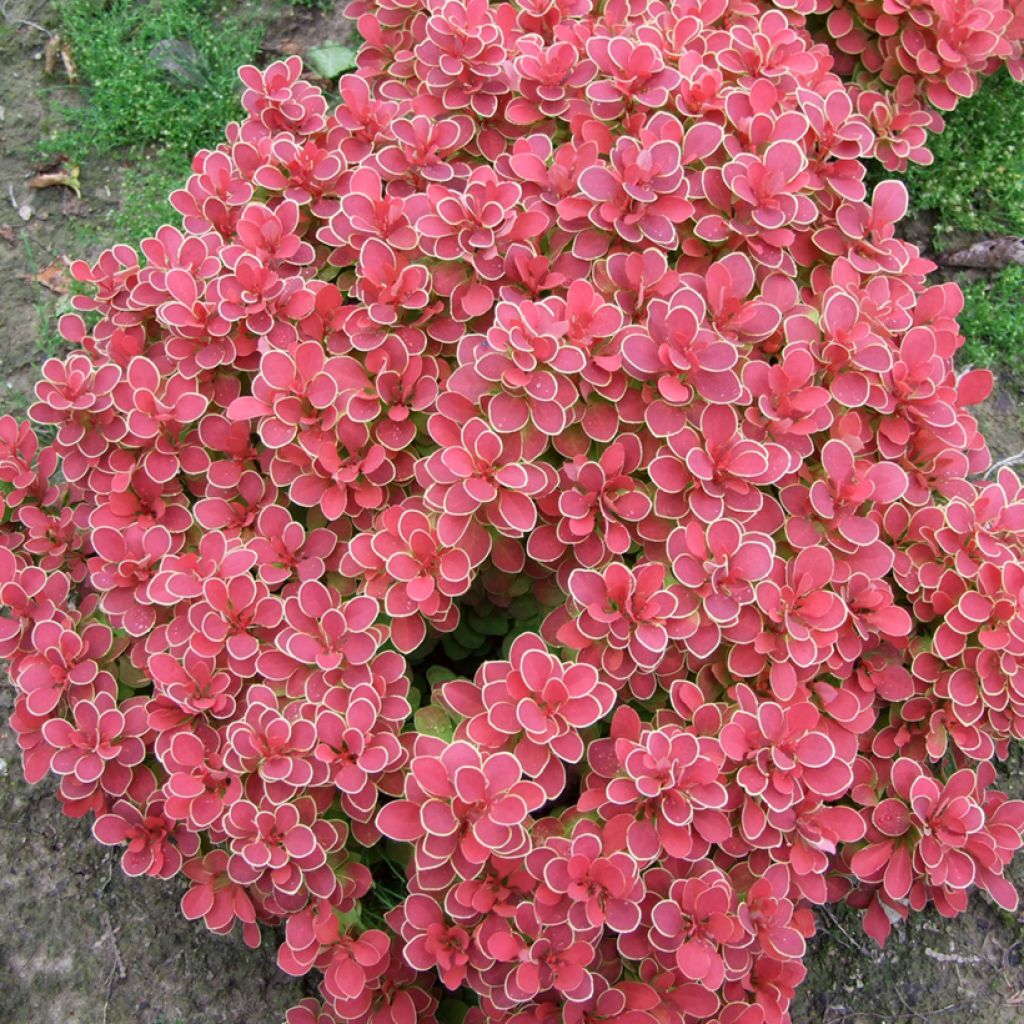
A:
101 909 127 980
0 1 52 37
100 962 116 1024
820 905 881 959
985 447 1024 478
98 910 126 1024
893 987 963 1023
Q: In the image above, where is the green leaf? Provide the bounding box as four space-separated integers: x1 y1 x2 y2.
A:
406 683 423 712
414 705 455 742
426 665 458 687
306 42 358 80
476 614 510 636
509 595 539 618
384 839 413 867
441 636 470 660
437 1000 471 1024
334 905 363 931
453 621 486 647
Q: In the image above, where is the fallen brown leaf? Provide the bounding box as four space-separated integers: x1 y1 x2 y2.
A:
42 34 78 84
43 34 60 77
38 256 73 294
0 225 15 245
30 162 81 199
60 41 78 85
18 256 73 295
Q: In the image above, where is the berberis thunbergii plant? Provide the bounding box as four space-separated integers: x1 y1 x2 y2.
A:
3 1 1024 1023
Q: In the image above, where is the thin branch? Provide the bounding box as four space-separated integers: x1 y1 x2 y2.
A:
0 1 52 37
985 447 1024 478
98 909 126 1024
819 905 882 960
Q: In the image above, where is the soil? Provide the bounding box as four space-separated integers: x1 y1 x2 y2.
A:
0 689 310 1024
1 3 1024 1023
0 0 97 412
0 3 330 1021
793 745 1024 1023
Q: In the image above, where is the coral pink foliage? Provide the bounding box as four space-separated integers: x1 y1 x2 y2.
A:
3 2 1024 1023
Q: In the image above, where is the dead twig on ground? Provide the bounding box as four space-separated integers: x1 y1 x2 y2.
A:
101 910 127 979
893 988 964 1024
985 447 1024 478
98 907 127 1024
820 905 883 960
0 1 52 38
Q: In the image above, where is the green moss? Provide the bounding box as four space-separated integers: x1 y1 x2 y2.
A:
47 1 267 258
957 266 1024 379
53 0 262 161
895 69 1024 378
903 69 1024 247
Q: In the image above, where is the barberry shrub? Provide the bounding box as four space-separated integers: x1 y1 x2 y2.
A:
3 1 1024 1023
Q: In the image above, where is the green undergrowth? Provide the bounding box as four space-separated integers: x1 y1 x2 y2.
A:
904 68 1024 247
957 266 1024 381
896 68 1024 382
50 0 265 248
54 0 262 159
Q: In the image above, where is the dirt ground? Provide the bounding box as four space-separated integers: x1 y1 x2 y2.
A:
1 3 1024 1023
0 693 310 1024
0 4 339 1021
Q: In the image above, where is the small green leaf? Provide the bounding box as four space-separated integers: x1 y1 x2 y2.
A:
306 42 357 80
453 621 486 647
426 665 457 687
406 683 423 712
384 839 413 867
509 595 541 619
441 637 470 660
476 614 510 636
334 905 363 931
414 705 455 741
437 1000 471 1024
